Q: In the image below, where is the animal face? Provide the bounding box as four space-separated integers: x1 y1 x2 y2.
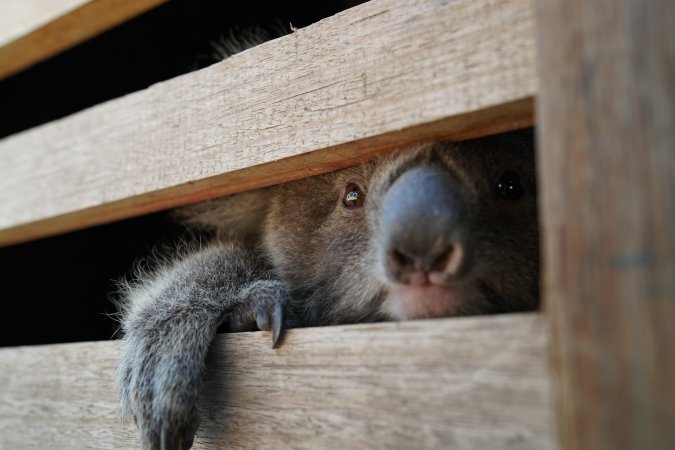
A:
121 129 539 447
262 129 539 326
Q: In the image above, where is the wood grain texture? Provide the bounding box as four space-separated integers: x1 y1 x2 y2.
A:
0 0 85 46
0 0 167 80
535 0 675 449
0 313 555 449
0 0 536 246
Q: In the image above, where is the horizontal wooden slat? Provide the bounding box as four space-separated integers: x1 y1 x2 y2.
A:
0 0 536 247
0 0 167 80
0 313 554 449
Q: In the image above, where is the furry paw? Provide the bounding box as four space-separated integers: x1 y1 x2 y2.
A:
118 320 213 450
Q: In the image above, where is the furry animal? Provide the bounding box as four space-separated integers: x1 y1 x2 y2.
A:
117 129 538 450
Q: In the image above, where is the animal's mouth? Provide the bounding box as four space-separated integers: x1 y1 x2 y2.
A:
385 283 467 319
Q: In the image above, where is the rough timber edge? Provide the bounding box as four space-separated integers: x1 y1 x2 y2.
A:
0 99 533 246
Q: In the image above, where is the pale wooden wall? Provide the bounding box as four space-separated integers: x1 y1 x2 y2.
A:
0 0 673 449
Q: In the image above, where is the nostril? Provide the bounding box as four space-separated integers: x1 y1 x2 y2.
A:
387 249 429 285
432 243 463 275
388 243 464 275
431 246 452 272
387 249 414 272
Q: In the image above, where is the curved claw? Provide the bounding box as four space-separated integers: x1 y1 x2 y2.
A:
271 301 284 348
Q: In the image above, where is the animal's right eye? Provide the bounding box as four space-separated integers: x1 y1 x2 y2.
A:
342 183 366 209
494 172 524 200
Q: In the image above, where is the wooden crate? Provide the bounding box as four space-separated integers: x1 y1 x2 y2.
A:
0 0 672 449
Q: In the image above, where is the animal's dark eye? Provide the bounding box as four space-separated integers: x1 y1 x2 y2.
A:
494 172 524 200
342 183 366 209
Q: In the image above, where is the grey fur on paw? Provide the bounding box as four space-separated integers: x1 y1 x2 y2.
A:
118 320 211 450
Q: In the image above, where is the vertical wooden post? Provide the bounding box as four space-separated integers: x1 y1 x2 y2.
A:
535 0 675 449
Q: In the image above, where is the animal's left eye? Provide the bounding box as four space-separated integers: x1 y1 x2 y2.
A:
342 183 366 209
494 172 524 200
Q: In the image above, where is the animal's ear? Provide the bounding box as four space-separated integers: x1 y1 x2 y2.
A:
172 189 271 245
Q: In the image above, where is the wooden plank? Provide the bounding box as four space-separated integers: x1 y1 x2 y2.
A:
0 0 536 247
0 0 85 46
0 0 168 80
0 313 555 449
535 0 675 449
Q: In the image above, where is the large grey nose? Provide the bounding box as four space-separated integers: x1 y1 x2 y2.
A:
380 166 467 284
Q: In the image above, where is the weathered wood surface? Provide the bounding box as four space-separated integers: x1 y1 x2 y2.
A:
0 0 167 80
535 0 675 449
0 313 555 449
0 0 536 246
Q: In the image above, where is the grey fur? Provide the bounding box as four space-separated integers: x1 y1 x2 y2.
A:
117 129 538 449
208 25 289 62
